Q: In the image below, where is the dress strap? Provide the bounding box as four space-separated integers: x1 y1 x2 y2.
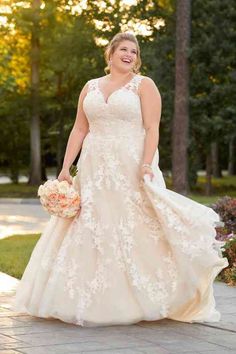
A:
132 75 144 90
87 79 98 92
126 75 144 92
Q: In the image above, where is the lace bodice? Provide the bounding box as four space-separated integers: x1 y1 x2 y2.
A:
83 75 145 137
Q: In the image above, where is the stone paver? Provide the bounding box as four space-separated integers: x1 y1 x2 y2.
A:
0 272 235 354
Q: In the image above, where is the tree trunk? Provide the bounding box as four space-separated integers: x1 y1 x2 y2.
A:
228 136 236 175
28 0 41 185
41 158 47 181
56 114 65 177
211 141 222 178
205 150 212 196
10 131 19 184
56 72 64 177
172 0 191 195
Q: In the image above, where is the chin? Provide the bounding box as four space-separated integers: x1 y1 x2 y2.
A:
118 66 133 74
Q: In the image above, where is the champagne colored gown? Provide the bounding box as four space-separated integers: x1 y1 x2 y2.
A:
13 75 228 327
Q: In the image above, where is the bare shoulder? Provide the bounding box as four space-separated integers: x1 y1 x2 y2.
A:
139 75 160 91
139 75 161 98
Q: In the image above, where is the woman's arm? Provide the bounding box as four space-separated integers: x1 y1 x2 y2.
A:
139 77 162 180
58 83 89 183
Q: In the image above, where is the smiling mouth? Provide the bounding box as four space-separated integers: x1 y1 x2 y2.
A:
121 59 132 64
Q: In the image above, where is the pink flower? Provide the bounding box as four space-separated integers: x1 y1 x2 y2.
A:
38 179 81 218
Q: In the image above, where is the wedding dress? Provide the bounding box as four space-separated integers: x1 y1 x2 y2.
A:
13 74 228 327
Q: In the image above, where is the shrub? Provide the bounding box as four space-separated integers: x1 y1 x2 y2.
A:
211 196 236 286
212 196 236 236
220 237 236 286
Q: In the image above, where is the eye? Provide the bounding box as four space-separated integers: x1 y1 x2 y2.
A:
120 48 127 51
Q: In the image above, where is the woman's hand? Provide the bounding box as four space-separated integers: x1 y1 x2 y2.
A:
57 168 73 184
140 165 154 181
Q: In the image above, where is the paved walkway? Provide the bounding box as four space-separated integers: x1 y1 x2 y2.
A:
0 200 48 239
0 272 235 354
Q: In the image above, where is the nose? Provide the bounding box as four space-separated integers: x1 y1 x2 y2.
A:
126 52 134 59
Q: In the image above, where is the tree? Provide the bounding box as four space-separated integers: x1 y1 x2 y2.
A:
0 4 31 183
190 0 236 193
29 0 41 185
172 0 191 194
141 1 175 172
228 137 236 175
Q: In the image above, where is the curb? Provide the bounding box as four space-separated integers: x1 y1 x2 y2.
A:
0 198 40 205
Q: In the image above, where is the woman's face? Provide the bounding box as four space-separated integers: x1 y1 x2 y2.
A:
110 40 138 73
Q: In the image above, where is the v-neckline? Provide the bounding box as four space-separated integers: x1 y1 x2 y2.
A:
97 75 136 105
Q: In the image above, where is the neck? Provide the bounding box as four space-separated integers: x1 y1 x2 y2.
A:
108 69 134 82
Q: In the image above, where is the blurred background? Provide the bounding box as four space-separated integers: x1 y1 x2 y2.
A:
0 0 235 203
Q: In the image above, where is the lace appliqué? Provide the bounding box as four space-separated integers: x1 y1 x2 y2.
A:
149 192 217 260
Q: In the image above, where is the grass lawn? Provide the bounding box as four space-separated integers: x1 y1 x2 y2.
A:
188 195 223 205
189 175 236 204
0 183 38 198
0 234 41 279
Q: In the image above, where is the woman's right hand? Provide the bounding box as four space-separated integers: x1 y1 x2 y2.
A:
57 168 73 184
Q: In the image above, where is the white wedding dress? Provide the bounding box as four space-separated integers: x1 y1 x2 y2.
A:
13 74 228 327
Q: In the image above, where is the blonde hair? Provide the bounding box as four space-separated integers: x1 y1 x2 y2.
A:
104 32 142 74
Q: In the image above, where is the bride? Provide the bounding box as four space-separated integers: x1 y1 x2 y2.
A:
13 32 228 327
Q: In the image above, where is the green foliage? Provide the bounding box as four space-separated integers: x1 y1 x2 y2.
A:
195 175 236 197
0 4 31 182
0 101 30 183
69 164 78 177
219 237 236 286
0 234 40 279
0 0 235 185
210 196 236 286
212 196 236 234
141 2 175 170
190 0 236 169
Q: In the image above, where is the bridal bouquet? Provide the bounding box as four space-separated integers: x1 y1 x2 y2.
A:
38 179 81 218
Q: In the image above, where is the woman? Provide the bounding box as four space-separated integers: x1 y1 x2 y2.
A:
13 32 228 327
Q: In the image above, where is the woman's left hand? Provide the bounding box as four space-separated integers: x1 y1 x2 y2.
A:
140 166 154 181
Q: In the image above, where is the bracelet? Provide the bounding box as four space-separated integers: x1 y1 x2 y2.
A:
142 163 152 169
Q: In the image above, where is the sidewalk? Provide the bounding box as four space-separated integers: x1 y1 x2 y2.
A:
0 199 49 239
0 273 235 354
